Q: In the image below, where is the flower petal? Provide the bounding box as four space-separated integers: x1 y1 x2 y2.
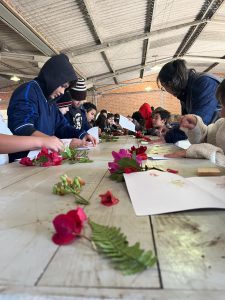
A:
99 191 119 206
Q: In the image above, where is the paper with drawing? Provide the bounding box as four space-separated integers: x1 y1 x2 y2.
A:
124 170 225 215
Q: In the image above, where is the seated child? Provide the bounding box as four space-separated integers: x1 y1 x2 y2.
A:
82 102 97 127
165 79 225 167
147 109 171 136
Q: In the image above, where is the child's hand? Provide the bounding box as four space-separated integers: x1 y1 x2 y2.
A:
164 149 187 158
83 134 97 146
41 136 64 152
180 115 197 130
69 138 86 148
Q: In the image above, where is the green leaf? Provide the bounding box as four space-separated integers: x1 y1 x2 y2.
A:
118 157 141 170
61 147 72 158
89 220 157 275
109 173 124 182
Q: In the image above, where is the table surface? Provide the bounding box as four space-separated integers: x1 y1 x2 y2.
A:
0 136 225 300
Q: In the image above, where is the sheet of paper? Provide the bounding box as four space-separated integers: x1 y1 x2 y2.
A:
175 139 191 149
119 115 135 132
124 170 225 216
87 126 99 142
27 150 40 160
148 154 170 160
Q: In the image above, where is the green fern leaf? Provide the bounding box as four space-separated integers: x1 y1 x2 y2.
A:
89 220 157 275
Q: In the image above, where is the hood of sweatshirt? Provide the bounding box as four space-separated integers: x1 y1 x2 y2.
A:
36 53 77 99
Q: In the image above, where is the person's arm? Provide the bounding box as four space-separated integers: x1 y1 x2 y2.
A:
0 134 64 154
180 114 223 145
164 143 225 168
8 82 40 136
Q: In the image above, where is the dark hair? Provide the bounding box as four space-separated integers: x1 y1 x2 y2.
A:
95 114 107 131
107 113 114 119
83 102 97 113
216 79 225 106
157 59 193 96
100 109 107 114
132 111 144 122
114 113 120 119
154 109 171 124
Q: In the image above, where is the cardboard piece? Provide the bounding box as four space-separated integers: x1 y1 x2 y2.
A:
197 168 221 176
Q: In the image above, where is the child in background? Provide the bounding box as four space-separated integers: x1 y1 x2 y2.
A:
64 78 90 132
147 109 171 136
105 113 116 133
131 111 145 132
165 79 225 167
139 102 153 129
56 91 72 115
82 102 97 127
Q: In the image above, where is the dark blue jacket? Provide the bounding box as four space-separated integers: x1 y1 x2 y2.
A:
179 72 221 125
8 80 87 139
7 53 87 161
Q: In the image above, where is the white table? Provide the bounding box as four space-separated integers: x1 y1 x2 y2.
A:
0 136 225 299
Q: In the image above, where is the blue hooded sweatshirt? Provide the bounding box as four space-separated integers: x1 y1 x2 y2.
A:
7 54 87 160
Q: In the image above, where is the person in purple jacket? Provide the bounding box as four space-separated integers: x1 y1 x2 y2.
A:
7 54 96 161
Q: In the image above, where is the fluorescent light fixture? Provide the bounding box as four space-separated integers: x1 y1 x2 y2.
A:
10 75 20 82
145 86 152 92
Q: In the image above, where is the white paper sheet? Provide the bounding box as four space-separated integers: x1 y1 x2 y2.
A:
87 126 99 142
27 150 40 159
175 139 191 149
119 115 135 132
124 170 225 216
148 154 170 160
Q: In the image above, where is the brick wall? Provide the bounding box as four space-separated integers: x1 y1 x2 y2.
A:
0 84 19 110
87 74 181 116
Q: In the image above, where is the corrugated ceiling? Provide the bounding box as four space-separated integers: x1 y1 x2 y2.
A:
0 0 225 90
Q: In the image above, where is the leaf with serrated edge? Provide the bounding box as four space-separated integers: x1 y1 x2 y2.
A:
89 220 156 275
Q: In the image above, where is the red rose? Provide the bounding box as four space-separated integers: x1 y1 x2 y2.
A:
99 191 119 206
52 207 87 245
124 167 138 174
20 157 34 166
52 214 76 245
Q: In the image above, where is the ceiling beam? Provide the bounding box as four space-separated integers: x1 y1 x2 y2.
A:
66 19 213 56
0 71 34 79
0 1 85 78
0 2 57 56
78 0 118 83
88 57 174 82
184 55 225 64
140 0 155 79
174 0 224 57
203 54 225 72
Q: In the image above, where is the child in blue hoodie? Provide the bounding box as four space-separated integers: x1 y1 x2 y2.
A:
7 54 96 161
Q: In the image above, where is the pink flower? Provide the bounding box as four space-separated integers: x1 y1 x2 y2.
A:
112 149 131 161
108 161 120 174
99 191 119 206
